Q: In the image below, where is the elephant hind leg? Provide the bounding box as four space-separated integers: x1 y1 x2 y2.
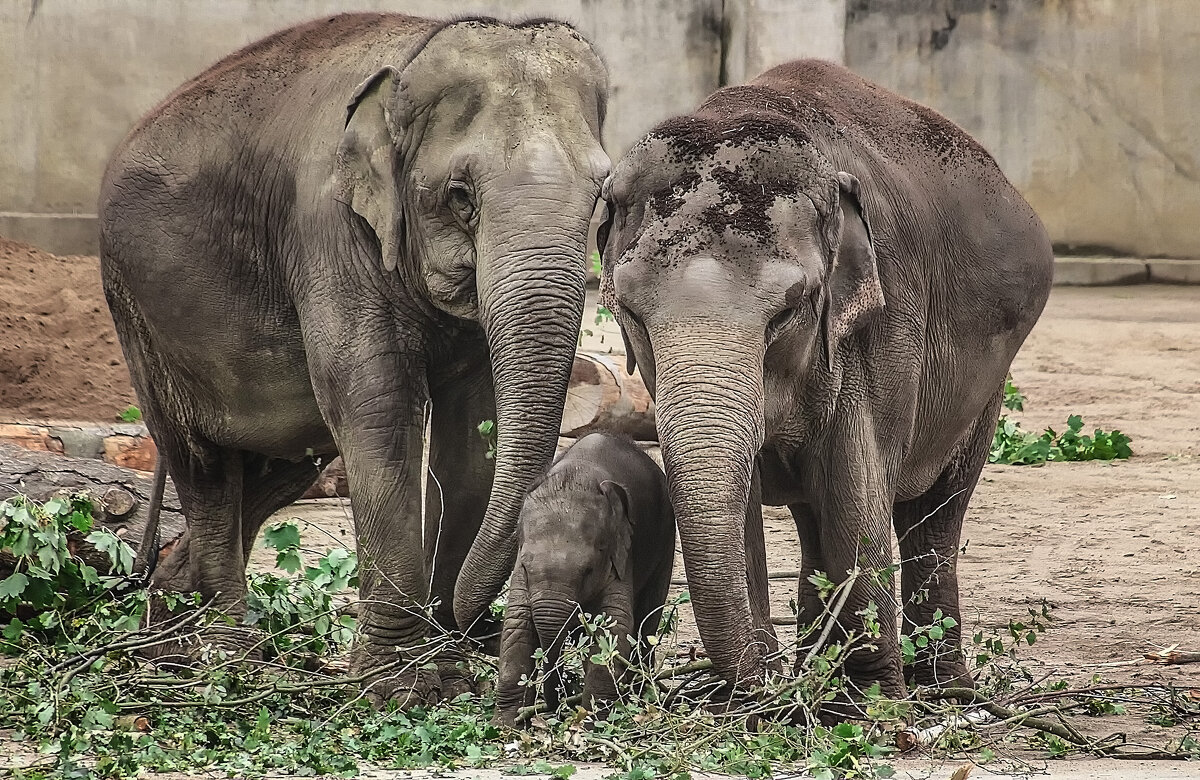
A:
239 454 325 561
142 428 254 663
892 390 1003 690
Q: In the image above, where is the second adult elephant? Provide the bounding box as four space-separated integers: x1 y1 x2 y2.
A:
100 13 609 704
598 60 1052 702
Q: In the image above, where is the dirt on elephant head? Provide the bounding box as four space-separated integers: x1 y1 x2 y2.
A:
0 236 137 421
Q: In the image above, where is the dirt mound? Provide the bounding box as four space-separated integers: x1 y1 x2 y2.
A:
0 237 136 421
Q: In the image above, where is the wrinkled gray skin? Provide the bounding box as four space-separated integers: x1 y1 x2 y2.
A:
599 60 1053 705
99 13 609 705
494 433 675 727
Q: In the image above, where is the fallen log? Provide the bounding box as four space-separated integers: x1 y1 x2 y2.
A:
301 457 348 500
561 352 657 441
0 442 186 574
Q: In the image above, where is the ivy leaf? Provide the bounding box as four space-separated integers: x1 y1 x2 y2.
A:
0 572 29 601
42 497 68 516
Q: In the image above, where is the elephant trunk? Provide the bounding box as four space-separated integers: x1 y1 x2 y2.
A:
453 173 591 633
652 326 768 689
531 594 580 711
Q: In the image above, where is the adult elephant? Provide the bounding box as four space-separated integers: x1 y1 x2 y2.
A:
100 13 609 705
598 60 1052 703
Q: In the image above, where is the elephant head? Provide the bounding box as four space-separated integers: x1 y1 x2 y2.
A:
332 20 611 632
597 86 883 686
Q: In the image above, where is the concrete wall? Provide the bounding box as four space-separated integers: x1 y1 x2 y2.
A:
3 1 1197 260
845 0 1200 259
0 0 842 255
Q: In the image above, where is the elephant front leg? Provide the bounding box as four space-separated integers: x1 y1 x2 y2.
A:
798 430 904 706
493 567 537 727
312 350 441 707
425 360 502 695
745 464 780 664
582 585 634 714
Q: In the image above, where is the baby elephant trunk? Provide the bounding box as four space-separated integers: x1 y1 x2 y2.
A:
531 594 580 711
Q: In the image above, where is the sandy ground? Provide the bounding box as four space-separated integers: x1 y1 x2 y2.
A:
257 285 1200 774
0 239 137 421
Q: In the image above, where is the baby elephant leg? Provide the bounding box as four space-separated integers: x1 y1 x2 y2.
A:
582 585 635 712
493 568 537 727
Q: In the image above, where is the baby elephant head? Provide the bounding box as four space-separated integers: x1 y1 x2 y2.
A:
517 471 632 648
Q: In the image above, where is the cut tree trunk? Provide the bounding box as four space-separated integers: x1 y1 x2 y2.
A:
0 442 186 575
560 352 657 441
301 457 348 499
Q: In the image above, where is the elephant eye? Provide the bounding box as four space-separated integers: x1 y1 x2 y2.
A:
446 180 476 226
766 305 802 344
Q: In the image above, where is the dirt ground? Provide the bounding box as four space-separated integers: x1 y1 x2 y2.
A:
263 284 1200 764
0 238 136 421
1 235 1196 770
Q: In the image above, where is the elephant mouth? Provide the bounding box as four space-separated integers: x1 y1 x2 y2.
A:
426 262 479 320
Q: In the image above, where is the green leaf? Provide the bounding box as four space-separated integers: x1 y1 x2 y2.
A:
263 521 301 552
275 550 303 574
42 497 68 516
118 405 143 422
68 510 93 533
2 617 23 640
0 572 29 601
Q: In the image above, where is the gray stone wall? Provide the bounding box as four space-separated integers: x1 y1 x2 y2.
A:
2 0 1197 261
845 0 1200 260
0 0 841 254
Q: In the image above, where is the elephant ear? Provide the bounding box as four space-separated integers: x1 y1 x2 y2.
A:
822 172 885 371
596 179 640 376
599 480 632 580
334 67 404 273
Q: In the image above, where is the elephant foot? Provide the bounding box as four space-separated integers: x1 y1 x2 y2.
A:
351 641 456 709
905 659 975 696
437 643 480 701
139 541 266 668
140 617 266 671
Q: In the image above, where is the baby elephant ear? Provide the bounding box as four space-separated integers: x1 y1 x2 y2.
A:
334 67 404 272
600 480 632 579
822 172 885 370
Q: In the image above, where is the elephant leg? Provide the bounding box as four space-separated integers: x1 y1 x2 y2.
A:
799 425 903 702
789 501 827 638
745 464 779 664
583 586 634 713
144 431 252 662
425 360 500 697
493 567 537 726
239 455 325 561
892 391 1001 690
309 341 439 707
425 360 496 632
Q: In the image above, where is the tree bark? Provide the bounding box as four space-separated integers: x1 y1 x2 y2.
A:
301 457 348 499
0 442 186 574
560 352 657 441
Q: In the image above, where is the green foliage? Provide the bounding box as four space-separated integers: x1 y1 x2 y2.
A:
117 405 142 423
1002 375 1025 412
477 419 497 460
900 609 958 667
245 520 359 655
989 378 1132 465
3 494 1182 775
590 250 602 278
0 494 142 650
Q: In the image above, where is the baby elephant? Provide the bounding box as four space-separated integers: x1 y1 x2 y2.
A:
493 433 676 726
